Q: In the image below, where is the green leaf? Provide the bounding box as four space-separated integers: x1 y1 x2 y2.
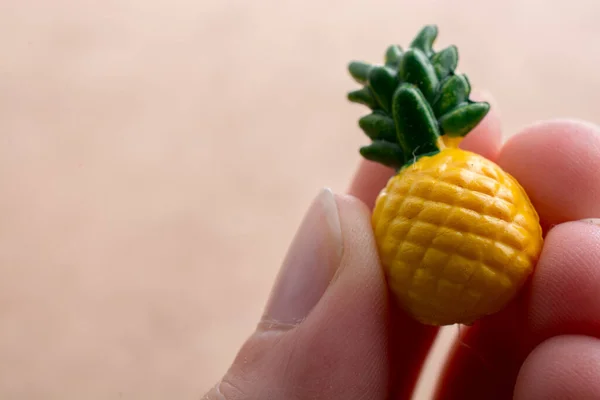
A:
385 45 403 67
358 112 397 142
432 74 471 116
348 61 373 84
392 83 441 157
399 48 439 101
368 66 399 112
431 45 458 80
348 87 377 109
439 102 490 137
409 25 438 57
359 141 405 169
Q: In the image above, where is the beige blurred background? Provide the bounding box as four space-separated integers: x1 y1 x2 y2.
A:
1 0 599 398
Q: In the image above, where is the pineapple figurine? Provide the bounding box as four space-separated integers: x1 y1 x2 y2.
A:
347 25 543 326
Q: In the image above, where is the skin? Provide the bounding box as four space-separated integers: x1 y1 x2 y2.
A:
204 93 600 399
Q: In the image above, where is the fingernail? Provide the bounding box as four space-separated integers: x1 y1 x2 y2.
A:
579 218 600 227
262 188 343 327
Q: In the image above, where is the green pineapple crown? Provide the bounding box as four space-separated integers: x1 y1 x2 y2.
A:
347 25 490 170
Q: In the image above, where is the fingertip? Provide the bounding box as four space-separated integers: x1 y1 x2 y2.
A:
295 191 390 398
308 191 386 323
497 119 600 226
515 335 600 400
334 191 372 216
528 220 600 341
211 190 390 400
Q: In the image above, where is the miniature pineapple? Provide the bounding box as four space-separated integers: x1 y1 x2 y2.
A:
347 25 543 326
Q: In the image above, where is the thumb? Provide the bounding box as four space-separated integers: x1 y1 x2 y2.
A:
204 188 389 400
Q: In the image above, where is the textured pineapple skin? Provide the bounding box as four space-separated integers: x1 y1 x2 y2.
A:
372 148 543 326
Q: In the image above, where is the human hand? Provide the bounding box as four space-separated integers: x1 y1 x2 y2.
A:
203 102 600 399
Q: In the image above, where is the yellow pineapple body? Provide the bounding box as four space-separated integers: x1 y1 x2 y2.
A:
372 148 543 326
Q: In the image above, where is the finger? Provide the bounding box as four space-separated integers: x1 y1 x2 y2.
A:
497 119 600 228
434 120 600 399
528 220 600 343
514 335 600 400
347 90 503 210
204 189 388 400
